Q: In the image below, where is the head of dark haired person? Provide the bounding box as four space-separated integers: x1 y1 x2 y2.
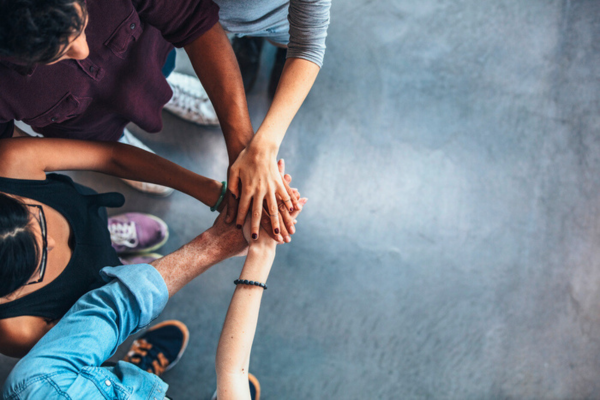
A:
0 0 89 66
0 193 43 298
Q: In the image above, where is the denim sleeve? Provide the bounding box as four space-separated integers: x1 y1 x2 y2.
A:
2 264 169 399
287 0 332 67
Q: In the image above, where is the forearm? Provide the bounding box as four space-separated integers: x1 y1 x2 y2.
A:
252 58 320 151
150 223 246 298
185 23 254 162
108 143 222 207
215 245 275 398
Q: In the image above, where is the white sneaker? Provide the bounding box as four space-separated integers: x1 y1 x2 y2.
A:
164 71 220 126
118 129 175 197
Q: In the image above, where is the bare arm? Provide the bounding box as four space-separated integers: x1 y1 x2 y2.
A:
0 138 223 207
0 317 57 358
227 59 319 240
215 195 307 400
150 209 247 298
215 242 275 400
184 22 254 163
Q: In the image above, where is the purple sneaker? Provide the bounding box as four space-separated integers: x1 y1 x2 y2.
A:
108 213 169 254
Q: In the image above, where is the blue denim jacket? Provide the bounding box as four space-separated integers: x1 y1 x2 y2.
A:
2 264 170 400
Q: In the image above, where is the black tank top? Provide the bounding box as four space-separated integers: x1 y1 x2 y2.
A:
0 173 125 321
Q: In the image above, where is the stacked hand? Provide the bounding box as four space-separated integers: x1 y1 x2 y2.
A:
213 158 307 257
226 146 302 242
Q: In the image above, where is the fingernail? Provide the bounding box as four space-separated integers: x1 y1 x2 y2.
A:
290 207 294 212
236 224 242 229
274 228 280 234
252 233 258 240
285 236 291 243
290 226 296 234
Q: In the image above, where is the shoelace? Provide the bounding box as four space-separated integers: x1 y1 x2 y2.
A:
125 339 170 375
108 221 139 248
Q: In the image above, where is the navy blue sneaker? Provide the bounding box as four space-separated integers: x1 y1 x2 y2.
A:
211 373 261 400
123 320 189 376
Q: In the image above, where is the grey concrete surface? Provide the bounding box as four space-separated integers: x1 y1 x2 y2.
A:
3 0 600 398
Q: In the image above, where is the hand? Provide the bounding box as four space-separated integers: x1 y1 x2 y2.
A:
242 194 307 249
227 141 301 241
210 205 249 258
257 159 301 243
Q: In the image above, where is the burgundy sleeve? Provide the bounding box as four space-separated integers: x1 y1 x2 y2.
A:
132 0 220 48
0 120 14 139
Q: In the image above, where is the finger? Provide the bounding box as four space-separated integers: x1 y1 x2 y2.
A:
278 199 296 236
225 191 238 224
260 212 284 243
276 180 296 213
276 211 291 243
228 169 240 199
265 192 282 241
251 197 264 240
277 159 300 211
236 191 252 230
290 198 308 219
281 176 300 211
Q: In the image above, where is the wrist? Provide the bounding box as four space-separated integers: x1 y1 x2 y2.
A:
249 132 279 155
248 242 276 258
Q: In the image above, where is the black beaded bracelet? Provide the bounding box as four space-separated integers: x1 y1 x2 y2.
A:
234 279 267 290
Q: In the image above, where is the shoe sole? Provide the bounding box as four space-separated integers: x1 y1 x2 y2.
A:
248 373 261 400
148 320 190 373
117 214 169 255
211 373 261 400
121 178 175 197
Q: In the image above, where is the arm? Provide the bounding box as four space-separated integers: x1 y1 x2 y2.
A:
226 0 331 239
4 214 247 398
0 137 223 207
184 22 254 163
0 316 56 358
215 224 277 400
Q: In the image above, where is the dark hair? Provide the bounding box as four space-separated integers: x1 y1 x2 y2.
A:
0 193 40 298
0 0 87 65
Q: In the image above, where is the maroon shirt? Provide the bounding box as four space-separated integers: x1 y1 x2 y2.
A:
0 0 219 141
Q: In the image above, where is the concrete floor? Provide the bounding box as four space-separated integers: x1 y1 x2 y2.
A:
3 0 600 398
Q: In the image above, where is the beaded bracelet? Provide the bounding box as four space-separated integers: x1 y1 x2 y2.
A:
234 279 267 290
210 181 227 212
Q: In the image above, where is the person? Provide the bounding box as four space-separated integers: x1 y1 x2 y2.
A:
165 0 331 238
0 136 299 358
0 0 303 237
1 194 306 399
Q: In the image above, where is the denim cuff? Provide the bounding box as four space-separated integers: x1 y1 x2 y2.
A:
100 264 169 329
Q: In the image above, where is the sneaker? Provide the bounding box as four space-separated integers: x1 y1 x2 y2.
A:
210 373 261 400
232 36 264 93
120 252 163 265
268 47 287 99
123 320 189 377
118 129 175 196
164 71 219 126
109 213 169 254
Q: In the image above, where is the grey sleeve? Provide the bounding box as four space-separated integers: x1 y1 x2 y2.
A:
287 0 332 67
